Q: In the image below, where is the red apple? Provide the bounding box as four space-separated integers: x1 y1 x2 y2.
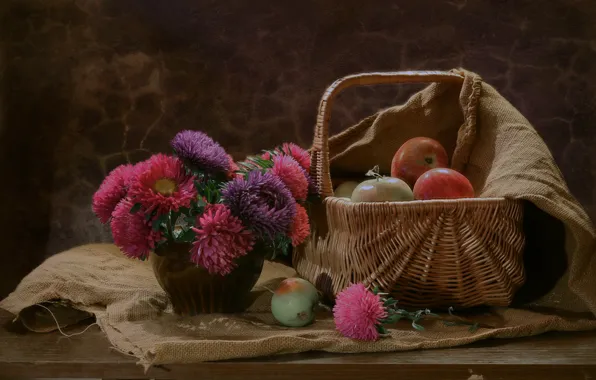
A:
413 168 475 200
391 137 449 187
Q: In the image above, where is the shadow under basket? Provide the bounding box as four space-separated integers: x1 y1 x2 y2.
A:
150 243 264 315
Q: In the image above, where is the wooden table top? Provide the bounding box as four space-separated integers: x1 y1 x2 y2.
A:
1 309 596 380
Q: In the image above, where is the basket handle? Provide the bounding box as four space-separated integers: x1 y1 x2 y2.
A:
310 70 466 198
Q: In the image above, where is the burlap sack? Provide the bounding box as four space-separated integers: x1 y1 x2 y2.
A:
1 69 595 367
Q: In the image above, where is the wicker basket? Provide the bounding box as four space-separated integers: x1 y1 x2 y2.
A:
294 71 526 308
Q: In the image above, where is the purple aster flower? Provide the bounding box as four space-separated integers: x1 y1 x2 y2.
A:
222 171 296 238
170 130 229 174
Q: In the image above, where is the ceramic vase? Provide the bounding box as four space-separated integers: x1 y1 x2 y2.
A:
150 243 265 315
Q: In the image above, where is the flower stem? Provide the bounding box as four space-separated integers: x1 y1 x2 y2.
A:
168 212 174 239
374 290 493 332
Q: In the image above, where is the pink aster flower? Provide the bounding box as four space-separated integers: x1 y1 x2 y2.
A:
279 142 311 172
130 159 151 181
262 143 311 172
226 154 240 180
271 155 308 201
333 283 388 341
110 198 162 259
289 204 310 247
128 154 197 215
92 164 135 224
191 204 255 275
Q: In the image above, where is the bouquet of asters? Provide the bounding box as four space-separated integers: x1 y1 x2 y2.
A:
92 130 317 276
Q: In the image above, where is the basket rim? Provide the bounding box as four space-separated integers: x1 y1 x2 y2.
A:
325 196 522 208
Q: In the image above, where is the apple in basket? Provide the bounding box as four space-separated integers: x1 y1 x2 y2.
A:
391 137 449 187
351 166 414 202
413 168 475 200
334 180 359 198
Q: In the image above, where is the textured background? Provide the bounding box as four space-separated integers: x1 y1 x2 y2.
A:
1 0 595 297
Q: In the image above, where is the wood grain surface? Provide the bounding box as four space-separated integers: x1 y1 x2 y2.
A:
1 309 595 380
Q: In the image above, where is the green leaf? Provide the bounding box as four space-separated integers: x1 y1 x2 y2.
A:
412 321 425 331
152 214 168 232
145 209 157 221
194 177 223 205
261 148 281 159
253 157 274 169
240 155 275 172
176 228 196 243
384 299 398 307
129 203 142 214
273 234 291 256
234 170 247 178
260 234 292 260
190 166 203 177
205 186 212 203
376 325 388 335
381 314 401 324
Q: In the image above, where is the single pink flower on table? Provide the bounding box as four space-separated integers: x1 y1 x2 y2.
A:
271 155 308 201
110 198 163 259
92 164 135 224
289 204 310 247
333 283 388 341
191 204 255 275
128 154 197 215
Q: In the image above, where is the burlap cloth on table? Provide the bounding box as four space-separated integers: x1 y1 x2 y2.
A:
2 69 596 367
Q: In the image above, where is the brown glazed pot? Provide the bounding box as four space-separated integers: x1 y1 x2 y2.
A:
150 243 265 315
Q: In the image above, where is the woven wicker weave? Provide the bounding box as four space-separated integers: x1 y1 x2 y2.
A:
294 71 526 308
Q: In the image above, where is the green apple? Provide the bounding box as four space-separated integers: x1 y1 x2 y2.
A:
351 177 414 202
271 278 319 327
334 181 360 198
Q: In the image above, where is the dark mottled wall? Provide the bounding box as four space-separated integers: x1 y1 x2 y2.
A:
1 0 595 297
